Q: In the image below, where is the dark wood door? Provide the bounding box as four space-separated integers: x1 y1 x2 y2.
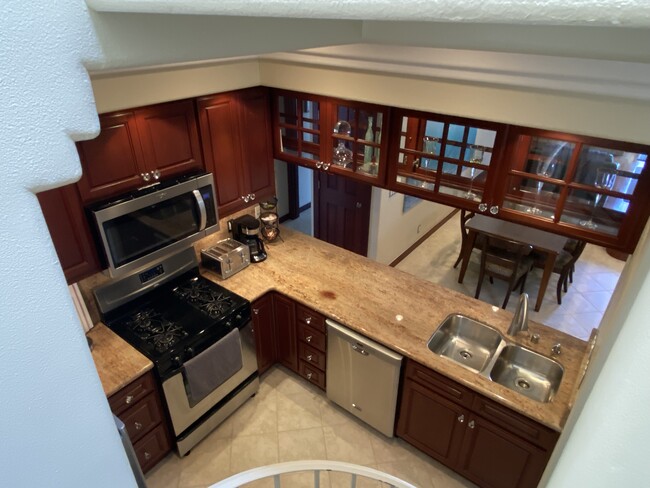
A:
197 93 246 215
457 416 548 488
238 87 275 203
37 184 101 284
396 377 466 467
76 111 145 202
135 99 203 179
252 294 276 375
273 293 298 373
314 171 372 256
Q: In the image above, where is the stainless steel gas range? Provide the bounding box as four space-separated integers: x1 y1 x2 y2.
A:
94 247 259 456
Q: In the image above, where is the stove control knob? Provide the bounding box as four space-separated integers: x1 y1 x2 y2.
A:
185 347 195 358
226 320 233 329
172 356 182 368
235 314 242 322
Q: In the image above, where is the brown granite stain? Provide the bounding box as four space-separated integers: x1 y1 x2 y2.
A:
320 290 337 300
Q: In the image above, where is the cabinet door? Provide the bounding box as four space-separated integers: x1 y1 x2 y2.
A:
272 89 325 168
387 108 505 211
497 129 650 252
325 98 390 185
134 99 204 179
197 93 246 215
252 294 276 375
76 111 146 202
237 87 275 203
37 184 101 284
396 377 466 467
458 415 549 488
273 293 298 373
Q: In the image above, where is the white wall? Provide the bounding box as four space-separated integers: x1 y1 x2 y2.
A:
368 188 454 264
0 1 136 486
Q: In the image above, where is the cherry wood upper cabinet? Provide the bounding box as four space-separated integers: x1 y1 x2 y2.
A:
37 184 101 284
493 128 650 253
77 99 203 203
198 87 275 216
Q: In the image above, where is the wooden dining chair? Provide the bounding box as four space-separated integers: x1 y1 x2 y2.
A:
453 210 485 268
475 236 535 309
555 240 587 304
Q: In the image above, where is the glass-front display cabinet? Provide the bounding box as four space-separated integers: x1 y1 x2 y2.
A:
272 90 325 166
497 128 650 251
387 109 505 209
326 99 389 184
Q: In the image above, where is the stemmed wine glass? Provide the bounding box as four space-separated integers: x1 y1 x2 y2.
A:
580 167 616 229
528 159 556 215
464 146 483 201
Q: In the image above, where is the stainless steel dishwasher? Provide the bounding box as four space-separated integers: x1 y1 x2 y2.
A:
326 319 403 437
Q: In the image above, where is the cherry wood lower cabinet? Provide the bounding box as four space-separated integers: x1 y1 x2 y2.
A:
108 371 172 474
397 360 559 488
250 293 326 390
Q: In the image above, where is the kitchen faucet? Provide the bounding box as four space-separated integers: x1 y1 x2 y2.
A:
507 293 529 337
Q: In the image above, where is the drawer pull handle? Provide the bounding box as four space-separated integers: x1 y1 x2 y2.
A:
253 308 259 315
144 451 151 461
306 372 313 380
352 403 362 411
468 420 475 429
134 422 143 431
458 414 465 423
306 354 313 361
125 395 134 405
306 335 312 343
352 344 369 356
305 316 312 324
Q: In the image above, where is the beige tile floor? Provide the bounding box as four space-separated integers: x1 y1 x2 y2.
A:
395 211 626 340
146 367 476 488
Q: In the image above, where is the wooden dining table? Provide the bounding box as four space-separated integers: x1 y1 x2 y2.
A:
457 214 568 312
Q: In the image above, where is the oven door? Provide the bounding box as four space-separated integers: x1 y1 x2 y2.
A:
161 321 258 437
92 173 218 277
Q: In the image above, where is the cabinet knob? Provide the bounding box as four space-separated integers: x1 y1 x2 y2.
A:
468 420 475 429
316 161 323 169
305 316 312 324
306 354 313 362
489 205 499 215
249 193 256 201
144 451 151 461
134 421 143 431
306 372 313 380
253 308 259 315
306 335 312 343
152 169 161 180
458 414 465 423
322 162 331 170
241 195 250 203
141 172 151 182
125 395 134 405
478 203 488 213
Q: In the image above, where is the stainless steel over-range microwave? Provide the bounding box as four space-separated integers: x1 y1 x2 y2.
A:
89 173 220 277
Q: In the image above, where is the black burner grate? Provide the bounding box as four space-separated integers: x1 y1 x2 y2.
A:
125 308 188 353
173 277 235 319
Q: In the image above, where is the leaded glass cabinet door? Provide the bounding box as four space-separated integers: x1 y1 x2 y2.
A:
388 109 504 210
497 128 650 252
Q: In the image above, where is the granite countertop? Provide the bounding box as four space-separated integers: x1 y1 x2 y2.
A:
197 227 593 432
87 323 153 397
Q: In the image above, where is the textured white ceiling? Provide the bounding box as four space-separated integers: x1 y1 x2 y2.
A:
86 0 650 27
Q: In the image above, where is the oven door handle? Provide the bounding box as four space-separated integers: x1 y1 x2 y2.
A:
193 190 207 231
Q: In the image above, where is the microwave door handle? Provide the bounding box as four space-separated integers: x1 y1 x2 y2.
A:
192 190 207 231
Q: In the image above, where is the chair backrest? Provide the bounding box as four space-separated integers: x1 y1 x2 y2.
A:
567 240 587 265
480 236 532 280
459 209 475 239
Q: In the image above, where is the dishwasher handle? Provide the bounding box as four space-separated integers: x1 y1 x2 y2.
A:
326 318 402 365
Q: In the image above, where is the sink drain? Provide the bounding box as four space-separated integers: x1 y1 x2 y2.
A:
459 350 473 360
516 378 531 390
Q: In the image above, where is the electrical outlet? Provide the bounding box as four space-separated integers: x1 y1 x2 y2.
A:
227 219 233 232
254 204 261 219
417 224 421 234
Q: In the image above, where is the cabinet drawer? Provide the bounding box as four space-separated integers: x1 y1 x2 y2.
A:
472 396 559 449
121 393 163 444
298 342 326 371
296 322 326 352
296 304 325 332
405 360 474 409
299 360 326 390
134 424 172 474
109 371 156 416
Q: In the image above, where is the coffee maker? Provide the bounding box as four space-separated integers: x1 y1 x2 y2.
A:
231 214 267 263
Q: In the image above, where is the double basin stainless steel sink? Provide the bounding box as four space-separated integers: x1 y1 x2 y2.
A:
427 314 564 403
